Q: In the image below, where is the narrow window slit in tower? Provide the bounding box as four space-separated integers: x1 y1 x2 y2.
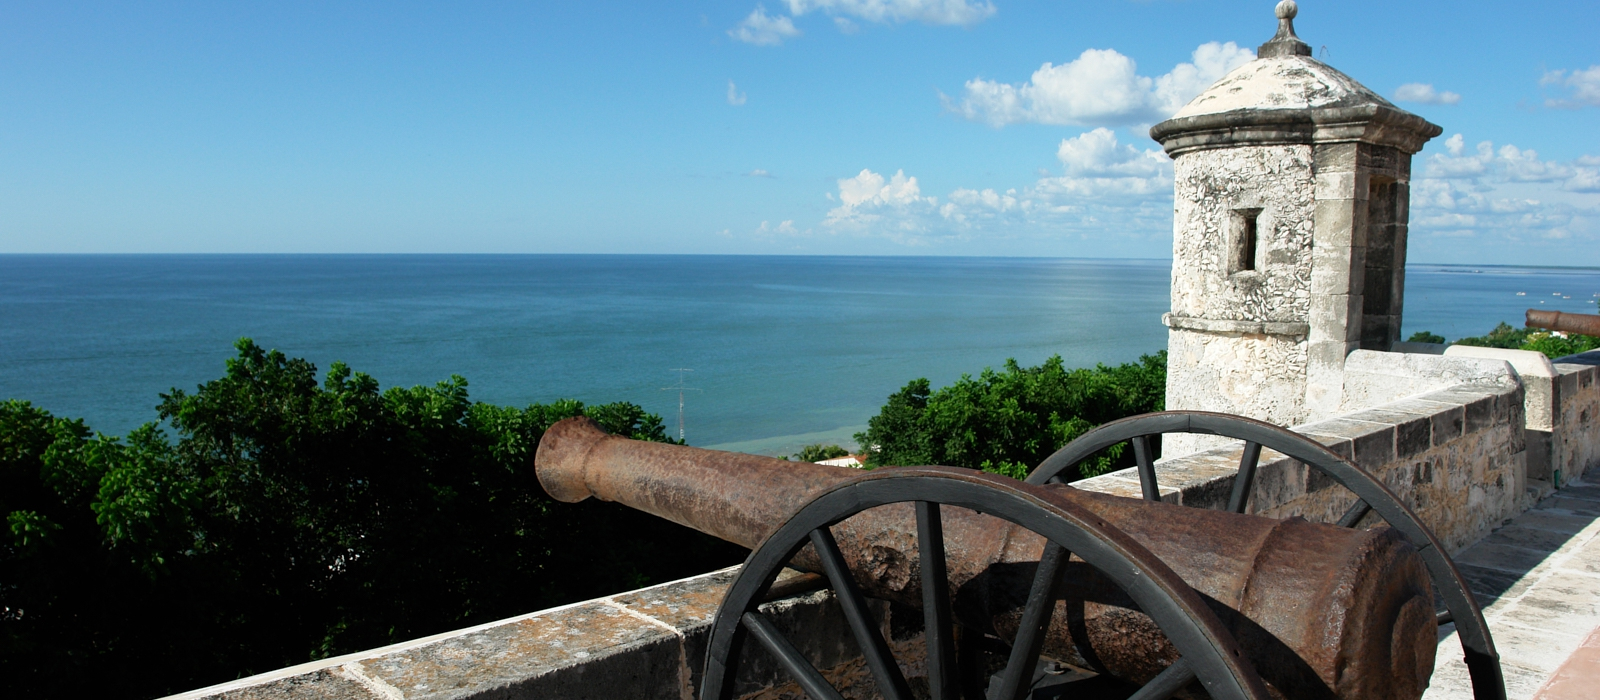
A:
1232 208 1263 273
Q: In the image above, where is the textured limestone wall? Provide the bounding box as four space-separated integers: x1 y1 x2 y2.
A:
1550 352 1600 485
1081 381 1529 554
1165 144 1315 453
1165 329 1309 456
1168 144 1315 323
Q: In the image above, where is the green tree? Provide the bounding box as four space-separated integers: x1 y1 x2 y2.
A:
854 352 1166 481
788 444 851 462
1520 331 1600 359
1451 321 1534 349
1448 321 1600 359
2 339 745 699
1405 330 1446 344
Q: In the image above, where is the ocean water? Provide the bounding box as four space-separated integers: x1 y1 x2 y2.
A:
1 255 1596 455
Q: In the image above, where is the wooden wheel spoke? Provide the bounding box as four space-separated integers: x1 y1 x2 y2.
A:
1127 658 1196 700
809 527 913 700
916 502 958 700
1227 441 1263 513
995 542 1069 700
1336 498 1372 528
741 611 846 700
1133 435 1159 501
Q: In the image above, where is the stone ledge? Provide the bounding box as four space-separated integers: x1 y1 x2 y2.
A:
1161 313 1310 337
1076 379 1527 552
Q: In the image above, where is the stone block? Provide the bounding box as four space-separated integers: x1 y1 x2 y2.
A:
609 567 742 695
1528 428 1554 482
610 568 736 632
1312 198 1362 248
1559 370 1580 406
1075 472 1181 503
357 601 684 700
1157 448 1246 510
1345 407 1432 459
1416 390 1498 434
1291 426 1355 461
1249 450 1309 513
1300 417 1395 468
1312 142 1359 172
211 670 383 700
1524 375 1556 431
1429 407 1465 446
1314 170 1365 200
1309 294 1362 343
1309 253 1361 296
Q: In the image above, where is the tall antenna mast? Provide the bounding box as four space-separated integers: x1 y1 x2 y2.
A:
661 369 701 442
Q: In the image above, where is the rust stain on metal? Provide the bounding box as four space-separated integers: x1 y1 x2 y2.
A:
536 417 1437 699
1527 309 1600 337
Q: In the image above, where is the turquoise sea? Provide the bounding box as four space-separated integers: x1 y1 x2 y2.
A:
2 255 1597 455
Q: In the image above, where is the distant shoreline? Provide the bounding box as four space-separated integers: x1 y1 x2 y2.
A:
701 424 866 458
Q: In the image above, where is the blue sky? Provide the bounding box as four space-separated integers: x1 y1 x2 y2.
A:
3 1 1597 263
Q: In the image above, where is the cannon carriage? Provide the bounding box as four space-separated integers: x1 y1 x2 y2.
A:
536 413 1506 700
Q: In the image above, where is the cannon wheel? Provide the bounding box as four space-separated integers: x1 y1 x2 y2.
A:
1026 410 1505 700
700 466 1271 700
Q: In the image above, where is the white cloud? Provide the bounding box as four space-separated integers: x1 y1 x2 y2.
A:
821 169 942 242
755 220 801 236
949 42 1255 127
807 130 1173 243
1413 134 1600 243
1056 128 1168 178
727 80 748 106
745 169 773 178
1394 83 1461 105
748 129 1597 255
729 7 801 46
786 0 996 26
1424 135 1595 187
1541 66 1600 109
731 0 991 47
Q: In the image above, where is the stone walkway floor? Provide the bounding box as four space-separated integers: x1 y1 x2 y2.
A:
1424 477 1600 699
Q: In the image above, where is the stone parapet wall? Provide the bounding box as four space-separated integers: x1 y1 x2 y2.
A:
1548 351 1600 487
1077 380 1528 553
166 568 918 700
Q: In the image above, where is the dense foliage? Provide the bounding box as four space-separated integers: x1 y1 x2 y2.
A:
1411 322 1600 359
787 444 851 462
2 340 745 699
855 352 1167 480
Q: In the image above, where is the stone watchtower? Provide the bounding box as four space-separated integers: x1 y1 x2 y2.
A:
1150 1 1441 443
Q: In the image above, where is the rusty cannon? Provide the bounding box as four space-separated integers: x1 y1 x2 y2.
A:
536 414 1504 700
1526 309 1600 338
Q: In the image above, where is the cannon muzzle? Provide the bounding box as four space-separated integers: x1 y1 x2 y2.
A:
1527 309 1600 337
536 417 1437 699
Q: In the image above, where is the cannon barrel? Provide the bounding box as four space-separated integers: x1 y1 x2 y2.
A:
536 417 1436 699
1527 309 1600 337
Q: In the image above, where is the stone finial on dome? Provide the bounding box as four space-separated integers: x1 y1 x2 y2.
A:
1258 0 1311 58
